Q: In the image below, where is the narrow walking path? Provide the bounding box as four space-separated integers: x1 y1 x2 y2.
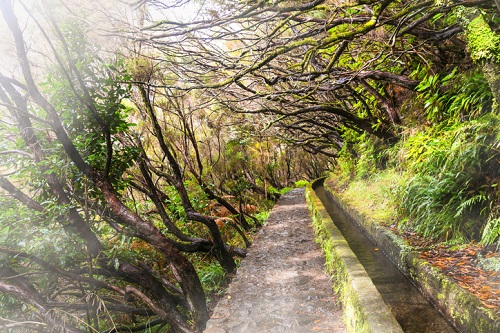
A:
204 188 347 333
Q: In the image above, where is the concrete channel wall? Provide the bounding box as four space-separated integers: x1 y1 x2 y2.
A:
309 180 499 333
306 184 404 333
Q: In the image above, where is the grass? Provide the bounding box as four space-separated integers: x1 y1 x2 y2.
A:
326 169 404 225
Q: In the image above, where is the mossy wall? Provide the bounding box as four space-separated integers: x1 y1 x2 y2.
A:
306 183 403 333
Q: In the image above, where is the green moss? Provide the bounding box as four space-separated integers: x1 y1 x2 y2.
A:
308 188 365 331
466 15 500 63
477 254 500 271
306 184 403 333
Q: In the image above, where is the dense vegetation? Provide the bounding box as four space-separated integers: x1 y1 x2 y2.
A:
0 0 498 332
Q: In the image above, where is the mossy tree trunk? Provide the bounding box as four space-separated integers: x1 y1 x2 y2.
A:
456 6 500 111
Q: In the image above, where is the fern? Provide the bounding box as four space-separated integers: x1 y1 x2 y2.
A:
455 194 487 218
482 216 500 246
396 114 500 242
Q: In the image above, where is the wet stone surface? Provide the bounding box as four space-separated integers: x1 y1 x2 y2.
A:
204 188 347 333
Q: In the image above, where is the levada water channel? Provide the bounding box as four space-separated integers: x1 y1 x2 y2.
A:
313 180 459 333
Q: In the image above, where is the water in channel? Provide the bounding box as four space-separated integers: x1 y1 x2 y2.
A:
314 183 459 333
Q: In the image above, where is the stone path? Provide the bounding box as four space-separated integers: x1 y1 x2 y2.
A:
204 188 347 333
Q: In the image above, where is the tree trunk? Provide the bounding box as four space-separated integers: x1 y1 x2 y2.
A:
457 6 500 111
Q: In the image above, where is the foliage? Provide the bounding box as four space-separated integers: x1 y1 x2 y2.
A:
197 261 226 295
414 68 493 123
294 180 309 188
333 66 499 245
413 67 457 123
482 215 500 246
336 130 387 180
0 1 334 331
254 211 271 225
397 115 500 242
1 0 500 331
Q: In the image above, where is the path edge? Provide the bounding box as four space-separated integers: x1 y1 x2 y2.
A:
306 181 404 333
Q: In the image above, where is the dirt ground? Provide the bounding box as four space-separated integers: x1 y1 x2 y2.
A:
204 188 347 333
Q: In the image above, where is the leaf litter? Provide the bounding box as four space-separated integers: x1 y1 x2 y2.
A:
420 244 500 312
386 225 500 313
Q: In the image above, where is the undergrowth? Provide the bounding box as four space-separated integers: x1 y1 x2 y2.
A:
396 114 500 242
333 70 500 246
